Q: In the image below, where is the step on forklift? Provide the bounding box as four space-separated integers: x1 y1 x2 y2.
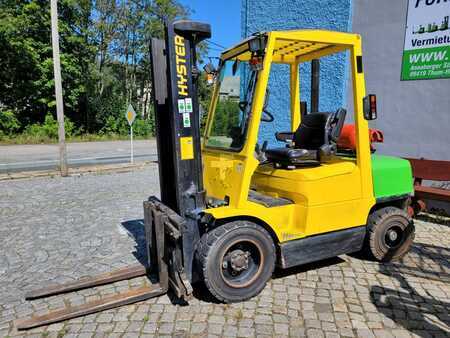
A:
16 20 415 329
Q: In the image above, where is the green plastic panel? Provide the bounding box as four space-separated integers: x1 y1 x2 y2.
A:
371 155 414 200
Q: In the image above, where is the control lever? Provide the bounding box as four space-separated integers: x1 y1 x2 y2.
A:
255 141 268 163
262 141 268 152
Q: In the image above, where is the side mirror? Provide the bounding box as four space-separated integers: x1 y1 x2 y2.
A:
363 94 377 120
203 62 216 75
203 63 217 85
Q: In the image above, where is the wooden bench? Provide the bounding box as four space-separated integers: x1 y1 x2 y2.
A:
406 158 450 215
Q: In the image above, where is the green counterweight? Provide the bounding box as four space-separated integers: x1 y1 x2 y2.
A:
371 155 414 200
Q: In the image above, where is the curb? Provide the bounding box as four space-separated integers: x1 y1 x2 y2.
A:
0 161 156 181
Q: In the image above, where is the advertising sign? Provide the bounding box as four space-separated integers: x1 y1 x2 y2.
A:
401 0 450 80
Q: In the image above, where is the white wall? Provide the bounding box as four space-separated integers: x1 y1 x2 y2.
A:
351 0 450 160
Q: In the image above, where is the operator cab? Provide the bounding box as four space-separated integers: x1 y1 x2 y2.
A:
204 32 353 170
202 30 376 215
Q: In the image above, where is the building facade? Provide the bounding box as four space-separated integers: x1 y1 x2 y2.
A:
242 0 450 160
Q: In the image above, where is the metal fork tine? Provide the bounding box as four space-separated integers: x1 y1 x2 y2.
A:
16 284 165 330
25 264 147 300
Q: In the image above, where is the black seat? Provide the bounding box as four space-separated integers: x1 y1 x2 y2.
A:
264 147 318 166
266 109 346 168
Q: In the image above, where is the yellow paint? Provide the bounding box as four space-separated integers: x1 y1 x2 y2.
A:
174 35 188 97
127 111 133 122
202 30 376 243
180 137 194 160
290 62 300 131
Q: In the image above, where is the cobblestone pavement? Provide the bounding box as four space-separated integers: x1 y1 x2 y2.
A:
1 165 449 338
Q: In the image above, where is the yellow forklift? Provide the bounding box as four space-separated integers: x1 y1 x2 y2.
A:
17 20 415 329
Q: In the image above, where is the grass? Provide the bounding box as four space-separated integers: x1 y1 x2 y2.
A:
0 133 152 145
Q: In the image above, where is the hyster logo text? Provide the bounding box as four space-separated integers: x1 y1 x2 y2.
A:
174 35 188 97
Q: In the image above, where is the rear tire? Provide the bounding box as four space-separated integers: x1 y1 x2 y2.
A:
364 206 415 262
196 221 275 303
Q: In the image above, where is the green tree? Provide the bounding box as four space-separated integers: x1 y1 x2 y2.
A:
0 0 202 141
0 0 93 129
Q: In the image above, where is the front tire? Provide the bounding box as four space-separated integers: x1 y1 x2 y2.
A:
196 221 276 303
364 206 415 261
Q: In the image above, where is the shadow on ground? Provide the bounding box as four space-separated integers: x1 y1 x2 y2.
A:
416 212 450 226
370 242 450 337
121 218 450 336
121 219 148 267
121 219 195 306
273 256 346 279
120 219 351 304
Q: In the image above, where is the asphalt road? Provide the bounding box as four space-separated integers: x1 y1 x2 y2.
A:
0 140 158 173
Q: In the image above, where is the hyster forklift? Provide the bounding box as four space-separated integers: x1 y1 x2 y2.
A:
16 20 415 329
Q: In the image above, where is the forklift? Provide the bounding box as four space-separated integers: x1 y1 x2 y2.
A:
16 20 415 329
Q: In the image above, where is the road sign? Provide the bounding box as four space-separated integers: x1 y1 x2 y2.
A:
126 104 136 126
125 104 136 163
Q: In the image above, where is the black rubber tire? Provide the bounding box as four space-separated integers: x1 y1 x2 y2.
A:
196 221 276 303
364 206 415 262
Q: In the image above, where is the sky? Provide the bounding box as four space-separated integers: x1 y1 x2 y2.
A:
179 0 242 59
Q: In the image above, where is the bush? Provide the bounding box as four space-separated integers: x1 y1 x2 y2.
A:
100 114 153 137
0 109 20 135
101 115 128 136
23 114 77 141
133 118 152 137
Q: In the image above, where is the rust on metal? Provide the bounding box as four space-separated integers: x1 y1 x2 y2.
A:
406 158 450 215
407 158 450 182
16 198 192 331
16 285 164 330
25 264 147 300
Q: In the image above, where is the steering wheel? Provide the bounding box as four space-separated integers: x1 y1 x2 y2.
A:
239 100 274 122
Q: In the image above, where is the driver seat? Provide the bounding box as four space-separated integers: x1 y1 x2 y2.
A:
266 110 346 168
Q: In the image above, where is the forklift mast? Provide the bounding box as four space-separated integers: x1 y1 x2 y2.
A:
15 21 213 330
150 20 211 281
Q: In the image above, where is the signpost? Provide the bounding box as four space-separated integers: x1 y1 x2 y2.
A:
401 0 450 80
126 104 136 163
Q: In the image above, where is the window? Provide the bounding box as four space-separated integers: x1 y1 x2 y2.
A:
205 56 258 151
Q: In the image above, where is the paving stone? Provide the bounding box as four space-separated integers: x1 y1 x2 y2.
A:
158 322 174 335
222 324 238 337
1 167 449 337
208 323 223 335
237 326 255 337
190 322 207 335
306 328 325 337
274 322 289 335
209 315 225 324
255 323 273 335
142 322 157 334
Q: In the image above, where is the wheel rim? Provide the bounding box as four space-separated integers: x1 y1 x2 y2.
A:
383 224 404 249
219 239 264 288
